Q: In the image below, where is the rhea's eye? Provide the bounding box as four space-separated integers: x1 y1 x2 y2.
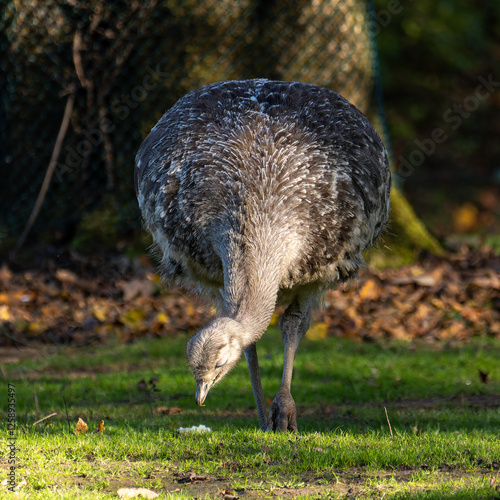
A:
215 356 228 369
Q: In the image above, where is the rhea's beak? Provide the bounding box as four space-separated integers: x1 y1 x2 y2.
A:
195 380 212 406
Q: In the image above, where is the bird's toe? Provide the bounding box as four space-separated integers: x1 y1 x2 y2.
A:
265 388 298 432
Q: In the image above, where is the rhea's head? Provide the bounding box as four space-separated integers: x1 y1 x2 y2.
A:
186 318 244 406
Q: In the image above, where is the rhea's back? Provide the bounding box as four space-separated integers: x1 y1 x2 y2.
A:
135 79 390 295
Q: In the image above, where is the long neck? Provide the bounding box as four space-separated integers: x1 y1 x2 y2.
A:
218 219 285 347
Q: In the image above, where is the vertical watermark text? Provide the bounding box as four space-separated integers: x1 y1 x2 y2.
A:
7 383 17 492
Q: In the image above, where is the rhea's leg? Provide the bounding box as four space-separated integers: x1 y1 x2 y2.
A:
266 295 314 432
244 343 267 430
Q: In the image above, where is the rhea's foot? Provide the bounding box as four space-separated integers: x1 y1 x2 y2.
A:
265 387 298 432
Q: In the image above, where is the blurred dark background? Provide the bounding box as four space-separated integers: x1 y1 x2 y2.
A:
1 0 499 259
376 0 500 244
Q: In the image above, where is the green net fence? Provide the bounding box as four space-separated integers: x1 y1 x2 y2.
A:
0 0 382 246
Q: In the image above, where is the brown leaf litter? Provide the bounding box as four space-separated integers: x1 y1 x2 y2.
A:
0 246 498 346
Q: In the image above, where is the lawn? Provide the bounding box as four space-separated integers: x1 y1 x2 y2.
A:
1 328 499 499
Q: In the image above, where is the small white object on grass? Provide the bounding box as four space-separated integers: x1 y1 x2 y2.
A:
117 487 159 499
178 424 211 433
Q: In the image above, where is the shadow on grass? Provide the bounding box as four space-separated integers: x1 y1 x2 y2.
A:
1 333 499 499
1 330 499 433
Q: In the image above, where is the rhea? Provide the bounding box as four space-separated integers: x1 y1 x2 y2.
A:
135 79 390 431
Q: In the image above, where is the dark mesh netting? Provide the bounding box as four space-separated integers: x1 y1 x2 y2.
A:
0 0 379 245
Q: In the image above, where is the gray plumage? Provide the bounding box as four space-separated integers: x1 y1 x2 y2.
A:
135 79 390 431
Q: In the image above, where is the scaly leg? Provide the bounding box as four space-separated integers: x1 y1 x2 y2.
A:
266 295 314 432
244 343 267 430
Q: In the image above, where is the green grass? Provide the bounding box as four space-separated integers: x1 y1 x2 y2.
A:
1 329 499 498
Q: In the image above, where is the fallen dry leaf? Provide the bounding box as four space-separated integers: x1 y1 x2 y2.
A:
118 278 154 301
119 309 147 330
55 268 78 284
156 406 182 415
92 304 108 322
75 417 88 434
220 489 239 500
358 279 381 301
269 312 279 326
306 322 328 340
94 420 105 433
156 312 170 324
177 473 211 484
390 274 436 286
0 265 13 285
0 305 11 321
453 202 479 233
